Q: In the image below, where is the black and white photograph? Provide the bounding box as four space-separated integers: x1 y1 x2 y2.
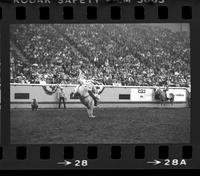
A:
10 23 191 144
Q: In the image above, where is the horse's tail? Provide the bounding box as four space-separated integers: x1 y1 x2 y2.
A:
98 86 105 95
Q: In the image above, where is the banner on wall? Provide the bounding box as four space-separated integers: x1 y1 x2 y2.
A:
42 85 58 95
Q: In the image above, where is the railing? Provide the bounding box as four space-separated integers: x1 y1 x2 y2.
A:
10 83 189 90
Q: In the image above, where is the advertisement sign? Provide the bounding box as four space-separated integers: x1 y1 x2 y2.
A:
131 87 187 102
167 89 187 102
131 88 153 101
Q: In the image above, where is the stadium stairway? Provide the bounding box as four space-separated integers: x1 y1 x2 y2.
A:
52 24 91 61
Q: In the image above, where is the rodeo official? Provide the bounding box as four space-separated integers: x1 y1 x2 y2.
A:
57 86 66 109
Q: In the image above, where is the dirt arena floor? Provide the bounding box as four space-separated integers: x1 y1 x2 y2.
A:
11 108 190 144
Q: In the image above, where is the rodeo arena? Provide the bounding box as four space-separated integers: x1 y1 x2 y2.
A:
10 24 191 144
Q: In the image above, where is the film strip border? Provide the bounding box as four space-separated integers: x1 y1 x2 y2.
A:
0 145 196 169
0 0 199 170
0 5 194 21
0 146 193 160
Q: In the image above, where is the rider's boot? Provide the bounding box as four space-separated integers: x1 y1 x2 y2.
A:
88 90 99 106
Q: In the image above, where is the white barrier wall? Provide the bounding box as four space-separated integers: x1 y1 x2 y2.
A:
10 84 188 108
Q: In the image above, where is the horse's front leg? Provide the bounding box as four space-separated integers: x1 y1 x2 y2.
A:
74 85 80 95
162 100 165 106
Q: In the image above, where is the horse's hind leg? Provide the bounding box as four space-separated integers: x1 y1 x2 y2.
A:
87 100 95 118
87 107 95 118
87 108 91 118
160 100 163 107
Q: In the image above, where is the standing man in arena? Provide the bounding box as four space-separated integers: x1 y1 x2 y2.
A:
57 86 66 109
163 78 170 99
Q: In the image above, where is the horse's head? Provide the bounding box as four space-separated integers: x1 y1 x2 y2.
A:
163 89 167 93
163 85 169 92
153 86 160 92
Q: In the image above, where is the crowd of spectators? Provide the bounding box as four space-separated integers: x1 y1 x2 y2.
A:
10 24 191 87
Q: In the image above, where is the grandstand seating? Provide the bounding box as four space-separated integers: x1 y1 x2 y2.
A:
10 24 190 87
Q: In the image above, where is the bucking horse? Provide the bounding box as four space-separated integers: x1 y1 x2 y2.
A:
153 86 175 106
71 82 104 118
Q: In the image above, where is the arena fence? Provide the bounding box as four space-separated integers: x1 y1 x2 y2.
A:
10 83 189 108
